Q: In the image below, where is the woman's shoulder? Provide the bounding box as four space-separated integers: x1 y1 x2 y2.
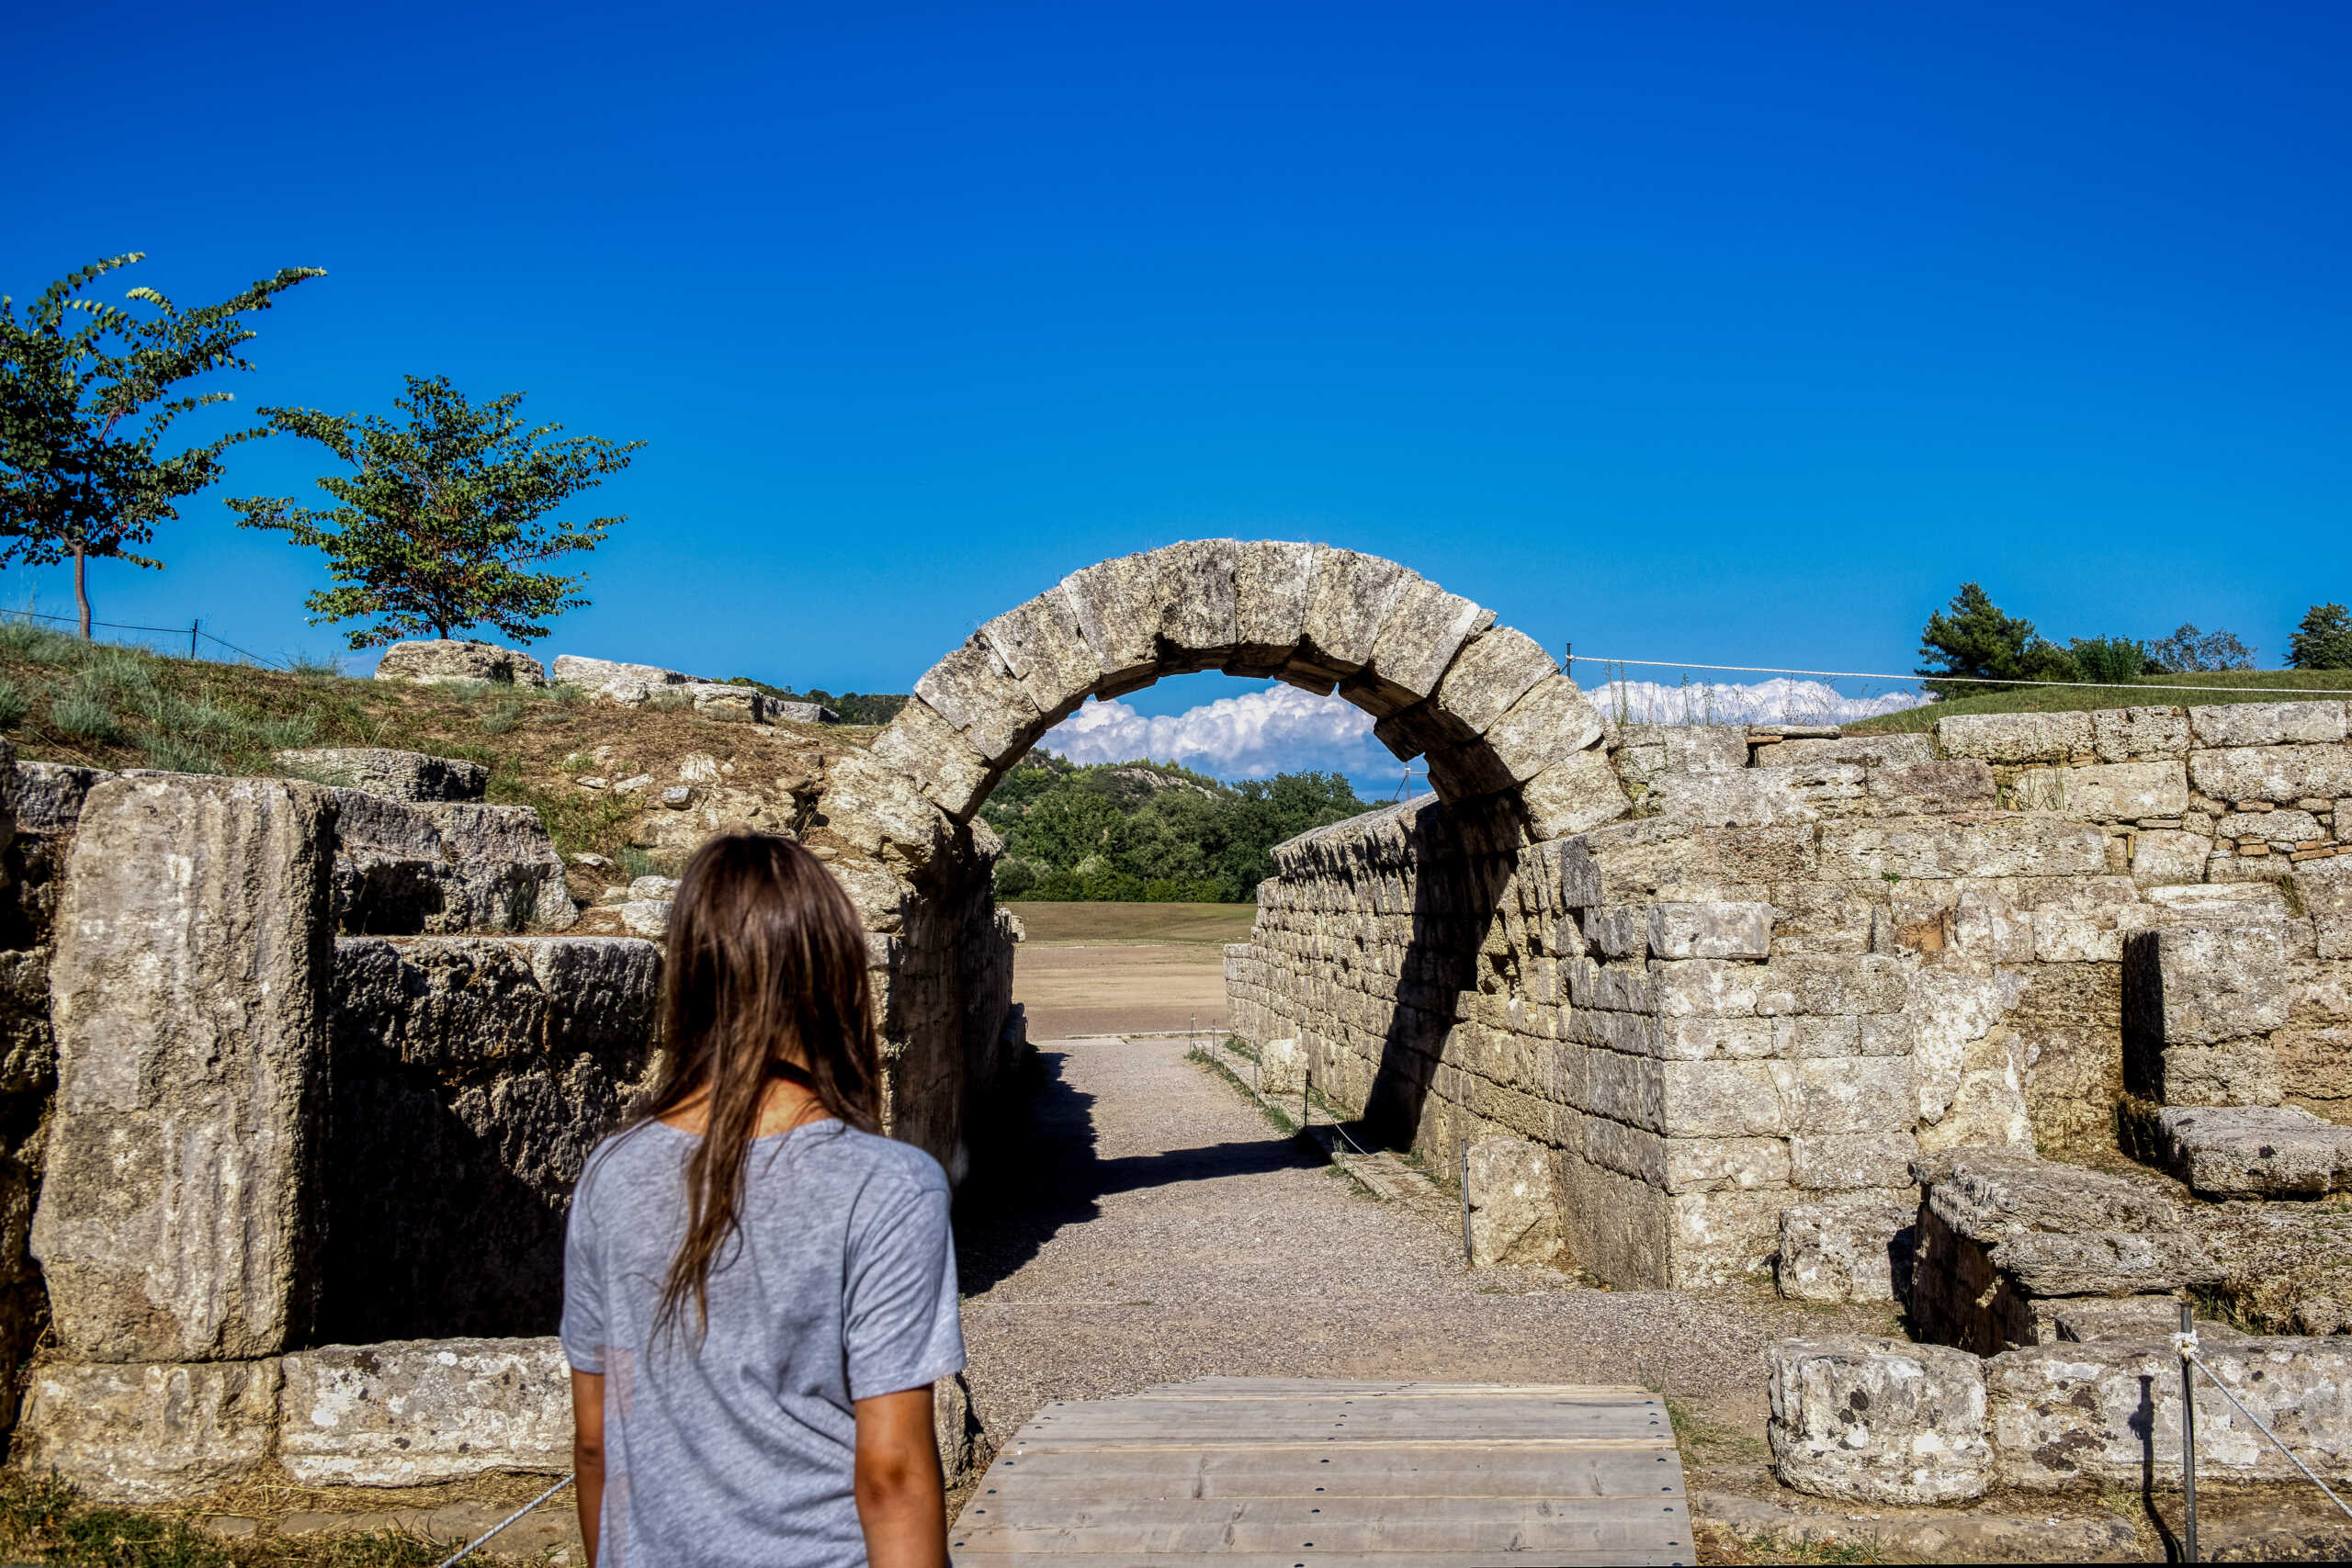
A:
798 1124 950 1199
573 1122 679 1209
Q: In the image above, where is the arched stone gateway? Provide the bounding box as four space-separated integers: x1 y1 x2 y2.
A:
806 540 1631 1181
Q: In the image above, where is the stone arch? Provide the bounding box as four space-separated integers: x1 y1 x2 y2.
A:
808 540 1634 1180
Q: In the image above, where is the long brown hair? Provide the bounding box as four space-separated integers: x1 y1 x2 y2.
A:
628 833 882 1344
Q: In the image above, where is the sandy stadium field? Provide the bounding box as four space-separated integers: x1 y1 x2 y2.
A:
1009 902 1255 1038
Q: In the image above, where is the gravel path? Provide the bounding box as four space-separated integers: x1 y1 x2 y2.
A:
952 1035 1897 1471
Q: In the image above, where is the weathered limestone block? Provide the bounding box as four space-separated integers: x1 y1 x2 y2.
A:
1767 1337 1991 1504
0 945 52 1096
1909 1150 2202 1354
1645 901 1772 960
376 639 548 687
1419 627 1556 746
32 776 336 1362
819 750 956 878
1936 712 2093 764
2189 700 2348 749
1257 1036 1307 1095
2189 743 2352 806
1752 734 1933 769
1143 538 1243 669
2092 705 2190 761
681 681 773 723
2038 1296 2206 1343
1988 1338 2352 1490
1058 552 1164 691
1790 1133 1918 1190
1817 817 2109 881
1346 575 1486 716
2297 858 2352 961
330 792 576 932
2217 807 2326 845
550 653 694 692
1865 760 1996 815
15 1358 280 1502
1227 540 1319 675
1464 1136 1558 1267
2132 828 2213 887
276 747 489 802
978 587 1102 716
2034 760 2189 819
1646 769 1832 827
1295 547 1411 682
914 643 1047 764
1480 674 1606 784
2147 1104 2352 1197
2154 1043 2284 1107
1775 1194 1917 1303
1518 750 1630 840
1668 1185 1788 1287
865 697 997 821
2123 923 2290 1050
278 1338 571 1485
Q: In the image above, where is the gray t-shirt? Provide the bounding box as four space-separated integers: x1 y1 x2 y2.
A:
561 1118 965 1567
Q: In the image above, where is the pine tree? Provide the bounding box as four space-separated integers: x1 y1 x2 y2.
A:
1915 582 2076 697
2289 604 2352 671
229 376 643 648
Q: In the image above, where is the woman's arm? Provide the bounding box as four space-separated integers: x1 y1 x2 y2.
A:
571 1369 606 1565
854 1385 948 1568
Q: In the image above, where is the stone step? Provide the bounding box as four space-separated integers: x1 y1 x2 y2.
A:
2146 1103 2352 1198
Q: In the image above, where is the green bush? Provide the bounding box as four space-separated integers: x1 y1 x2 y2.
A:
2290 604 2352 671
138 731 221 774
0 676 27 728
2065 637 2146 686
49 690 120 743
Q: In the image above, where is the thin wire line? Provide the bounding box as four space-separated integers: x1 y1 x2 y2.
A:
1567 654 2352 698
2182 1349 2352 1522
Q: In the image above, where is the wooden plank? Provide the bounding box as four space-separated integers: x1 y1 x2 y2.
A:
948 1495 1696 1555
966 1445 1682 1500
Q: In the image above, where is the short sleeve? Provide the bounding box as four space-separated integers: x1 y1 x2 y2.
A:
842 1178 966 1402
560 1175 608 1375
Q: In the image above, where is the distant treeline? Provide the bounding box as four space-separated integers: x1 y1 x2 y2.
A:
722 679 908 726
979 754 1372 903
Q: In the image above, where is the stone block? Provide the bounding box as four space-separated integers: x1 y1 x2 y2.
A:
376 639 547 687
681 681 770 723
1817 818 2109 881
32 776 336 1362
1421 626 1557 745
2297 858 2352 960
1668 1186 1788 1287
1773 1057 1914 1135
866 697 996 820
1988 1338 2352 1490
1646 769 1828 827
1866 760 1996 815
1346 574 1485 715
550 653 693 692
978 587 1102 715
1775 1195 1917 1303
1482 674 1606 784
2188 700 2348 749
1658 1059 1784 1137
1767 1337 1991 1504
278 1338 572 1486
1936 711 2093 764
1257 1036 1306 1095
2038 1296 2201 1343
1645 901 1773 960
2053 760 2189 819
1296 548 1411 677
2217 807 2324 844
1142 538 1242 665
2092 705 2190 761
1058 552 1162 687
2132 828 2214 887
913 642 1046 764
15 1359 280 1502
1228 540 1318 672
1662 1136 1788 1193
1464 1136 1558 1267
1755 734 1934 768
2123 923 2290 1049
276 748 488 802
2155 1043 2284 1107
330 794 575 933
1790 1132 1919 1190
1518 749 1630 839
2188 743 2352 805
2148 1104 2352 1196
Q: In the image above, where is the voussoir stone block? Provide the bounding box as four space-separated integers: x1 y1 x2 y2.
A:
1767 1337 1991 1505
1227 539 1320 675
1143 538 1242 666
15 1358 280 1502
1295 548 1411 680
1520 750 1632 840
1346 575 1487 716
1059 552 1163 690
32 775 336 1362
914 642 1046 764
1483 674 1607 784
866 697 997 821
978 587 1102 716
1430 626 1557 742
278 1337 572 1486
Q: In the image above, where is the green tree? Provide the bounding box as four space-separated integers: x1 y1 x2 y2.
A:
2289 604 2352 671
2065 636 2146 686
228 376 642 648
0 254 322 636
1916 582 2076 696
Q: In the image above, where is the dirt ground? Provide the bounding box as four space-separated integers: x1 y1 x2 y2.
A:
1008 903 1251 1037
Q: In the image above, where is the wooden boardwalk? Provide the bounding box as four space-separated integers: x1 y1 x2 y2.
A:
949 1378 1693 1566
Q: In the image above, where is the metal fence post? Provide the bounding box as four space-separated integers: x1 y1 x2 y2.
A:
1301 1068 1310 1134
189 618 199 660
2180 1300 2199 1562
1459 1144 1474 1265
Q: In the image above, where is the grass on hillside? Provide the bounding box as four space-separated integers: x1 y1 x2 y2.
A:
1011 901 1259 945
0 1470 558 1567
0 619 867 869
1844 668 2352 734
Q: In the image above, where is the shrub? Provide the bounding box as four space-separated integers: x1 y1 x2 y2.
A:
479 698 526 735
2148 624 2256 672
50 690 120 743
2066 637 2145 686
2290 604 2352 671
0 676 26 728
138 731 221 773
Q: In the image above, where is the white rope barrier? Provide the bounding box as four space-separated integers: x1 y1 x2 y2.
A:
1568 653 2352 697
2177 1340 2352 1524
433 1472 575 1567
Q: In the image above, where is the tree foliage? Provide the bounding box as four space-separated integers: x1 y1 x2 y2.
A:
228 376 641 648
2290 604 2352 671
1916 582 2078 696
2148 624 2257 673
979 755 1371 902
0 253 322 635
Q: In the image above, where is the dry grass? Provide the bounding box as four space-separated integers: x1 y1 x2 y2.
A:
1010 901 1258 945
1845 667 2352 734
0 621 868 868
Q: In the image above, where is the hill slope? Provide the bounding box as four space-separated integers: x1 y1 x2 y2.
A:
1845 669 2352 734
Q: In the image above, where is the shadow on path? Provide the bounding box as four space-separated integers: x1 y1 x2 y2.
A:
954 1046 1317 1296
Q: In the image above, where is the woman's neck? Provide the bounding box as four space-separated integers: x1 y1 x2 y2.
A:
660 1077 831 1138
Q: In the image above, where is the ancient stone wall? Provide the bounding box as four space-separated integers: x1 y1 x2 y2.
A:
1229 704 2352 1292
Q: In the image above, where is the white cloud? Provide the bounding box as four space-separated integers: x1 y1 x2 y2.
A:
1036 676 1928 782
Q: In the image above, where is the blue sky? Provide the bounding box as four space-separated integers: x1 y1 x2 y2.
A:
6 2 2346 786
